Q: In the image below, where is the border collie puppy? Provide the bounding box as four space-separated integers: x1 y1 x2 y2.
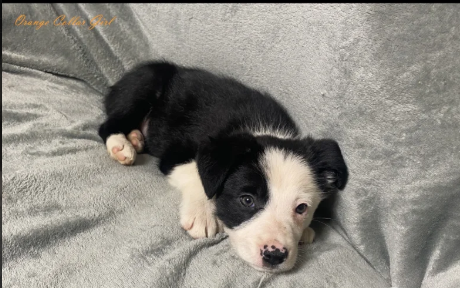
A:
98 61 348 272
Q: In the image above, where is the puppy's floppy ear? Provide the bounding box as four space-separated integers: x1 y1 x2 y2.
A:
197 133 260 199
303 137 349 193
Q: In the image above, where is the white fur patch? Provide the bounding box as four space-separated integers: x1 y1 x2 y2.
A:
246 124 299 139
226 148 321 271
167 161 223 238
106 134 136 165
261 148 322 212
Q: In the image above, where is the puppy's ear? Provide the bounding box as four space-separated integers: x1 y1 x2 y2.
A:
197 133 260 199
303 137 349 193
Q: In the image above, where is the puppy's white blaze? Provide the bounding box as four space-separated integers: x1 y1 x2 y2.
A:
227 148 322 271
261 148 322 214
167 161 222 238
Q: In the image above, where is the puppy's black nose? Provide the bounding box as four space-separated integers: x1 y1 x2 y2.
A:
262 247 288 266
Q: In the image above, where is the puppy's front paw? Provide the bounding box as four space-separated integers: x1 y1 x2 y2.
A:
299 227 315 245
106 134 136 165
180 199 222 239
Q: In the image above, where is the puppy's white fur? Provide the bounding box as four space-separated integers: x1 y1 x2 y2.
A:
106 133 137 165
106 130 320 271
247 126 299 140
226 148 322 271
167 161 223 238
300 227 316 245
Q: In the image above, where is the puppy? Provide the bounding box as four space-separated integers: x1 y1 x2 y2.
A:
98 61 348 272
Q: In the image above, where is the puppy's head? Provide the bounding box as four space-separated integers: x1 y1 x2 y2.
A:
197 133 348 272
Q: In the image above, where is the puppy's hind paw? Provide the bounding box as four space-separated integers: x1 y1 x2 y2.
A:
128 129 144 153
106 134 136 165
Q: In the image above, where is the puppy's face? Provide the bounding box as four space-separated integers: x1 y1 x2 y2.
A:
197 133 348 272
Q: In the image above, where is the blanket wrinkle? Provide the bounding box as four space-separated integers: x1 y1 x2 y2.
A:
2 211 116 266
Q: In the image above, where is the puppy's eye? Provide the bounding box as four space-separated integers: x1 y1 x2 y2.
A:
240 195 255 208
295 204 308 214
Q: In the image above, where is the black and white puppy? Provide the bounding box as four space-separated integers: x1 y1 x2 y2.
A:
98 61 348 272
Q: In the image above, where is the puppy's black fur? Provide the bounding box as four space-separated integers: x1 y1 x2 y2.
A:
98 61 348 227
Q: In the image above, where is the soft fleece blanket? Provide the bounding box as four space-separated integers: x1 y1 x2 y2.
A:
2 4 460 288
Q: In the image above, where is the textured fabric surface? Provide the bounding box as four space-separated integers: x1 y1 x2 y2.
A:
2 4 460 288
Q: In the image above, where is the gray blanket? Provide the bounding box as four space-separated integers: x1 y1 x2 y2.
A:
2 4 460 288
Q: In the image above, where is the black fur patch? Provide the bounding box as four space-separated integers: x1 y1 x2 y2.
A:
214 158 269 229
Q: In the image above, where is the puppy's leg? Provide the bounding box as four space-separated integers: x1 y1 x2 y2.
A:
167 161 223 238
98 61 178 164
299 227 315 245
